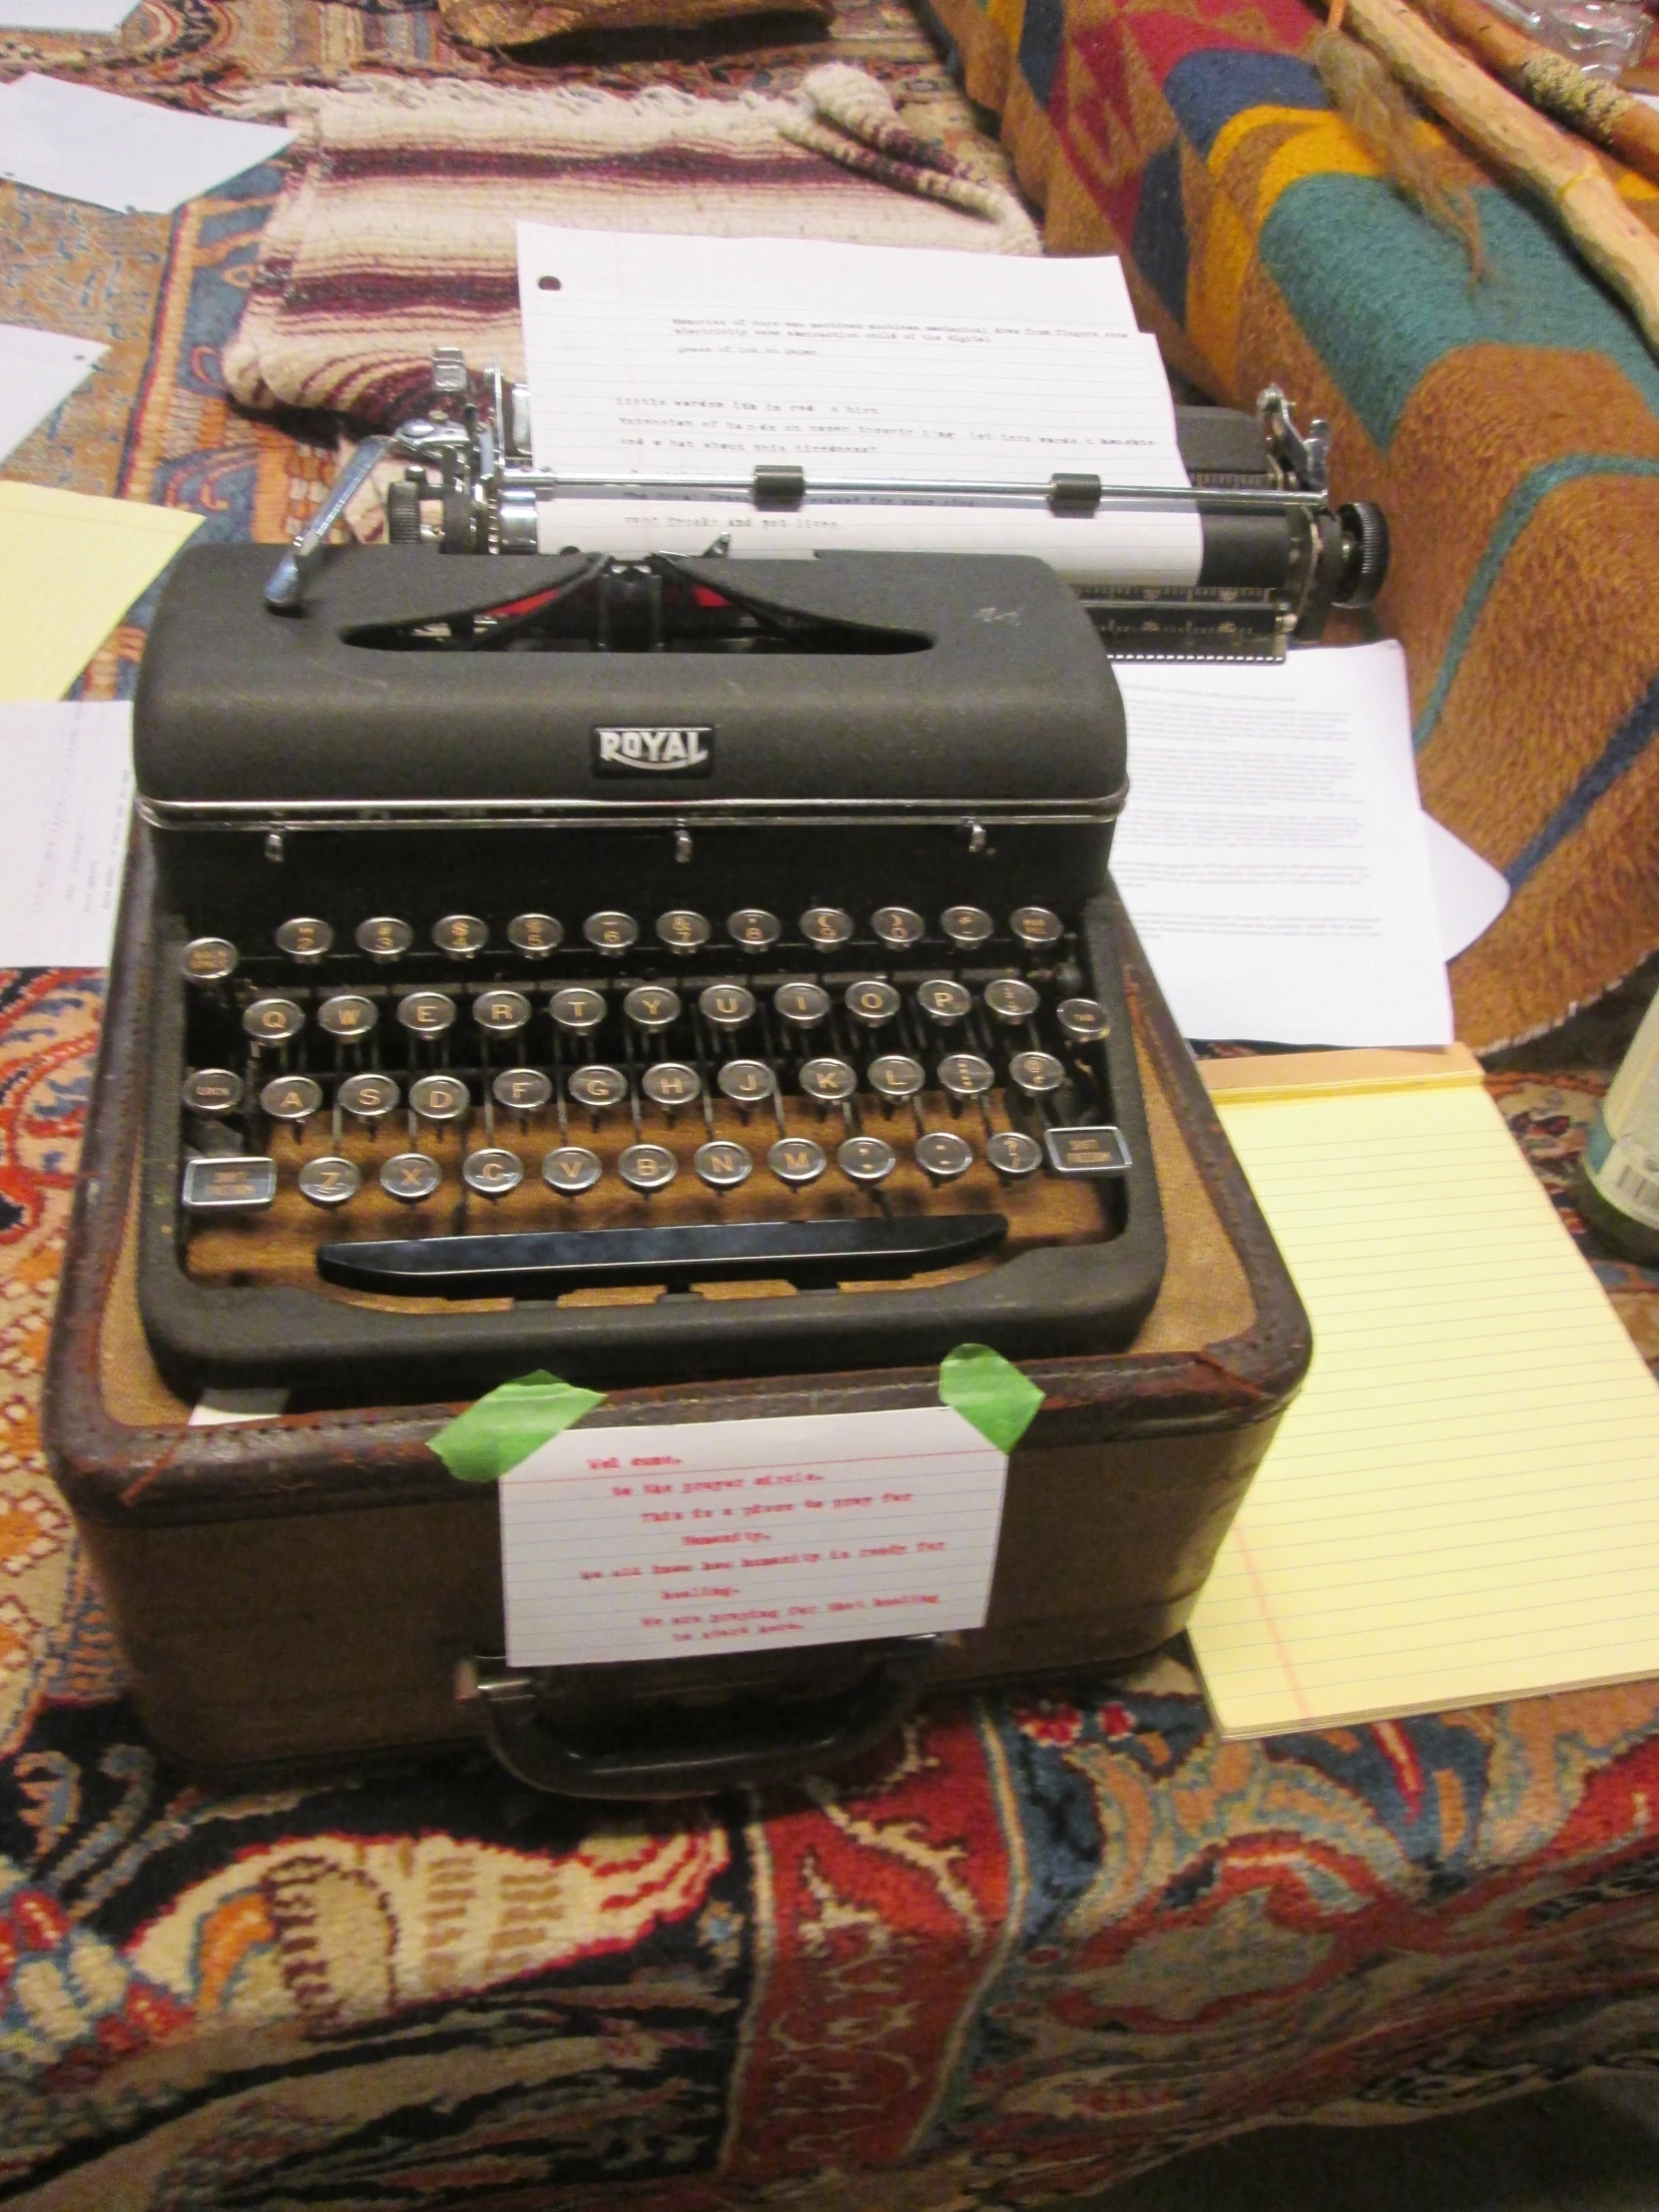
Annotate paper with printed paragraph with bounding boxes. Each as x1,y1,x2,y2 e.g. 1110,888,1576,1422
498,1404,1007,1668
1189,1070,1659,1737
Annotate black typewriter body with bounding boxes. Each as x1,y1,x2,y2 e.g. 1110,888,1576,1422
133,544,1166,1401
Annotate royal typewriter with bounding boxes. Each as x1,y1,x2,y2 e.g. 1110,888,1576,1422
132,366,1385,1405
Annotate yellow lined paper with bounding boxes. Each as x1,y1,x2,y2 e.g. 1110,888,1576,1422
1189,1064,1659,1737
0,481,200,701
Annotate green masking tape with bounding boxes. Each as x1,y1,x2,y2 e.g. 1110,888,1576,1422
428,1369,607,1484
938,1342,1044,1453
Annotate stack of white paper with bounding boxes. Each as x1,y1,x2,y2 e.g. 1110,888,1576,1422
0,75,291,213
0,323,106,466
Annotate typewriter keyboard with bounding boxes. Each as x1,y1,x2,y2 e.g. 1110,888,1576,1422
172,902,1133,1304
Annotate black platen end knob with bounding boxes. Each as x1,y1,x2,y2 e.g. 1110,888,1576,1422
385,479,422,544
1335,500,1389,607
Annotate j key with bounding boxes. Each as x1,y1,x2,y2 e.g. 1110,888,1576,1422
643,1061,702,1112
298,1155,361,1209
243,996,304,1046
837,1133,897,1188
871,904,925,951
769,1135,828,1188
915,977,973,1028
799,1056,857,1107
181,1155,276,1214
397,990,457,1039
338,1071,400,1125
624,983,682,1035
508,912,563,958
568,1064,629,1115
656,909,712,954
940,904,994,951
984,976,1040,1026
182,1067,243,1117
181,936,238,984
619,1142,678,1194
550,985,608,1035
543,1145,603,1196
356,916,413,963
1057,996,1110,1045
276,916,332,964
986,1128,1044,1182
1010,904,1064,950
728,907,782,953
261,1073,323,1128
916,1129,974,1185
433,914,489,958
844,978,900,1030
584,910,639,955
473,988,532,1038
867,1053,925,1106
695,1138,753,1190
800,905,854,951
774,980,830,1032
493,1067,553,1115
1009,1049,1066,1099
937,1052,995,1103
409,1073,470,1126
381,1153,442,1204
699,981,756,1033
318,993,378,1044
1045,1125,1132,1177
463,1147,525,1199
719,1059,777,1108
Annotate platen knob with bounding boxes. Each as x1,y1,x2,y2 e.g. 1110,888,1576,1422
1334,500,1389,608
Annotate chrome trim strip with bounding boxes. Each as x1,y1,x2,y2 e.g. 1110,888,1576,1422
138,791,1128,833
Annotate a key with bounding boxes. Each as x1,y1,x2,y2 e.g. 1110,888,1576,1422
871,904,925,951
568,1063,628,1116
508,912,563,957
768,1135,828,1188
355,916,413,963
409,1072,471,1129
844,978,900,1031
298,1155,361,1209
397,990,457,1041
916,1130,974,1185
550,985,608,1036
493,1066,553,1117
180,936,238,984
986,1129,1044,1182
1056,996,1110,1045
618,1142,678,1194
1009,1049,1066,1099
984,976,1040,1026
643,1062,702,1113
1010,905,1064,950
727,907,782,954
915,978,973,1029
694,1138,753,1190
542,1145,603,1195
718,1059,777,1110
656,909,711,955
624,983,682,1035
699,981,756,1034
338,1071,400,1127
463,1147,525,1198
837,1133,896,1189
381,1153,442,1204
867,1053,925,1107
773,980,830,1033
937,1052,995,1105
433,914,489,958
473,988,532,1039
276,916,332,964
583,910,639,955
181,1155,276,1213
799,1056,857,1107
800,905,854,951
260,1073,323,1132
940,904,994,951
243,996,304,1047
182,1067,243,1117
318,993,378,1045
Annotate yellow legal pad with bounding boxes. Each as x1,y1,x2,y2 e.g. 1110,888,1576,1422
0,481,201,702
1190,1049,1659,1737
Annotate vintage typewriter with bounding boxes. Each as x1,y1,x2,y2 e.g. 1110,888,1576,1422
132,367,1385,1403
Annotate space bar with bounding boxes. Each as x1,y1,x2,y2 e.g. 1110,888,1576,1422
315,1214,1009,1299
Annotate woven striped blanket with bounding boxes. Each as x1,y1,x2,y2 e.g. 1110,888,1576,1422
930,0,1659,1050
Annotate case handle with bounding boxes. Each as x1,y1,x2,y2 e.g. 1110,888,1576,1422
458,1639,935,1800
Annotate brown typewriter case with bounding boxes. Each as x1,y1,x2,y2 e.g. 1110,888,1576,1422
44,837,1310,1792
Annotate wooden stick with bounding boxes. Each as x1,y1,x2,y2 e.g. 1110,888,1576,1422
1338,0,1659,353
1411,0,1659,189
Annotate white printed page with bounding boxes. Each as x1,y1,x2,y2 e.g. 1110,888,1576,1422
0,75,291,214
0,702,132,964
0,324,106,467
1110,643,1452,1045
498,1404,1007,1668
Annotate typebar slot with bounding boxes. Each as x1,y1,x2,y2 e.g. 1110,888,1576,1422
315,1214,1009,1298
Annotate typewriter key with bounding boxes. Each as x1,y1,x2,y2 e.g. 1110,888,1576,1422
619,1142,678,1194
182,1156,277,1214
542,1145,603,1196
844,978,900,1030
872,904,925,951
983,976,1040,1026
837,1133,897,1188
1056,996,1110,1044
1008,1049,1066,1099
624,983,682,1034
381,1152,442,1204
568,1063,628,1115
276,916,333,963
182,1068,244,1117
727,907,781,953
243,996,304,1046
799,1056,857,1106
986,1128,1044,1182
318,993,378,1044
410,1073,471,1125
699,982,756,1033
507,912,563,957
463,1147,525,1199
550,985,607,1035
643,1061,702,1112
937,1051,995,1104
433,914,489,958
915,977,973,1028
694,1138,753,1190
583,910,639,955
768,1135,828,1188
1010,904,1064,949
492,1066,552,1116
800,905,854,950
298,1156,361,1209
338,1071,400,1125
472,988,532,1038
916,1130,974,1185
773,980,830,1032
1044,1125,1131,1177
656,909,712,954
181,936,239,984
261,1073,323,1128
718,1059,777,1108
356,916,414,963
940,904,995,951
867,1053,925,1106
397,990,457,1039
